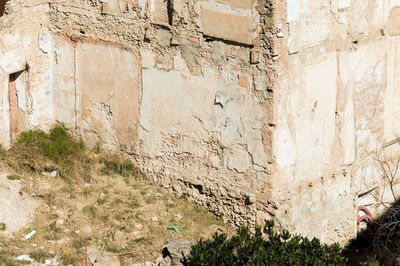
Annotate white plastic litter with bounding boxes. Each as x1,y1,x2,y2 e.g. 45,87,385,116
17,255,33,262
24,230,37,239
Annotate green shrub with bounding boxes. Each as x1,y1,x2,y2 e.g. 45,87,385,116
0,223,6,231
6,175,21,181
17,124,84,164
187,220,347,266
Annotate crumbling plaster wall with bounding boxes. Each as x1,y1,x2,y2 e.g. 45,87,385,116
6,0,399,245
0,0,277,228
0,1,56,147
273,0,400,244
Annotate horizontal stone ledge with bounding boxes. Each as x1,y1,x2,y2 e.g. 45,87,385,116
200,8,255,45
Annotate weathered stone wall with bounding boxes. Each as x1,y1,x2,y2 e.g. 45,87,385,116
0,0,276,228
0,1,56,147
3,0,400,245
272,0,400,243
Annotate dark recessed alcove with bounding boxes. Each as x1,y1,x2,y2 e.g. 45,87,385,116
0,0,9,17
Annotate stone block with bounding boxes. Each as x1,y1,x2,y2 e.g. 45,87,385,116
101,0,120,16
227,148,250,173
216,0,254,9
149,0,169,25
388,7,400,36
200,8,254,45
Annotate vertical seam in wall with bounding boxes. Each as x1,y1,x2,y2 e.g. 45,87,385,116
335,50,340,114
139,59,143,127
6,74,11,147
73,46,77,129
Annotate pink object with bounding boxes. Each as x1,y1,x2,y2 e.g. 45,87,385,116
357,206,374,231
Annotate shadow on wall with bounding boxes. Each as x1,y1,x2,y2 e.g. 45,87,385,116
344,200,400,265
0,0,8,17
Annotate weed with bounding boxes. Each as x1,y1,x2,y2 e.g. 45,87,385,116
100,154,135,177
93,142,102,154
83,205,98,218
192,205,203,214
72,237,92,251
6,175,21,181
11,125,86,181
134,212,143,220
0,223,6,231
145,194,157,204
60,253,79,265
128,196,141,208
29,249,50,263
82,186,93,196
17,125,84,164
96,197,107,205
45,222,62,240
112,198,123,206
0,145,6,157
105,241,122,253
179,194,187,199
0,254,16,266
130,237,150,244
104,232,122,253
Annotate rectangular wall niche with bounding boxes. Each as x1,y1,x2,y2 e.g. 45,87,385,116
9,70,28,143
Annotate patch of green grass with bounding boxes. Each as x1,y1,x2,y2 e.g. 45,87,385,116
0,254,17,266
100,154,135,177
17,124,84,164
6,175,21,181
0,145,6,157
0,223,6,231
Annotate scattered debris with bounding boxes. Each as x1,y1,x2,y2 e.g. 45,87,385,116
176,214,182,220
152,216,158,222
17,254,33,262
81,224,92,234
50,171,57,177
24,230,37,239
167,225,182,233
